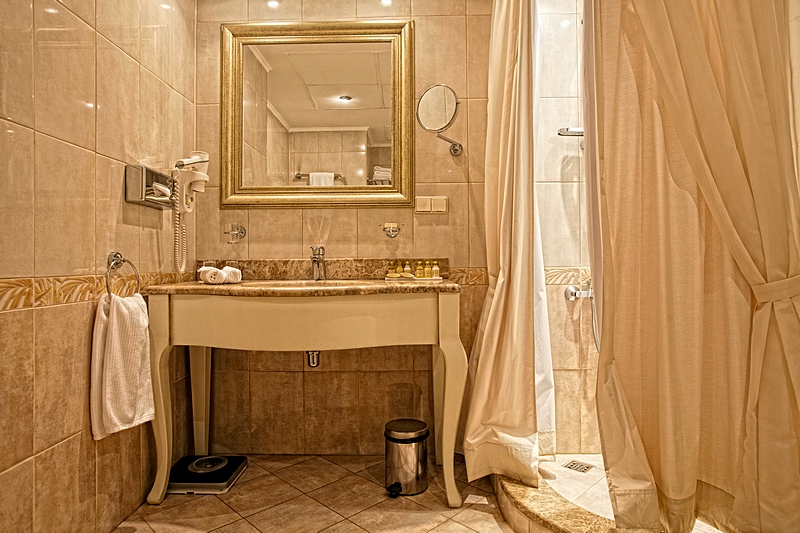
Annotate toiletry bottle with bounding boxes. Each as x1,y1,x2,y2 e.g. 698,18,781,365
403,261,412,274
397,261,405,275
388,260,395,274
432,261,440,278
415,261,424,278
423,260,432,278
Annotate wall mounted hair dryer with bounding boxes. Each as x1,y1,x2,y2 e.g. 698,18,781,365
171,151,209,272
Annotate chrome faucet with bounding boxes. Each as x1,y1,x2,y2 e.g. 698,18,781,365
310,246,326,281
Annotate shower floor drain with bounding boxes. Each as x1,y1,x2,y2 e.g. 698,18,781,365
562,460,594,473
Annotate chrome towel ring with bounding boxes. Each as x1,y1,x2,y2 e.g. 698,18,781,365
106,251,141,298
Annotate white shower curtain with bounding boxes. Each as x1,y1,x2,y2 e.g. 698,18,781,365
462,0,556,484
590,1,800,531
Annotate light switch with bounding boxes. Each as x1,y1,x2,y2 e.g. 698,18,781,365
415,196,432,212
431,196,448,213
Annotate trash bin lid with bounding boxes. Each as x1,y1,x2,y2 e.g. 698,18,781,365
385,419,428,440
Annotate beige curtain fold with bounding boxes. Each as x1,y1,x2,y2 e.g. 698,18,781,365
462,0,540,484
592,0,800,531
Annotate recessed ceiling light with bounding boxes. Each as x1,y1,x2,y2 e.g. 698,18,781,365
339,95,352,101
267,0,279,7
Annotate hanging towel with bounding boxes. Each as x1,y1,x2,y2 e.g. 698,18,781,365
91,293,153,440
309,172,335,186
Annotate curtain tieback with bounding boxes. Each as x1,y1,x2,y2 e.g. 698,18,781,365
751,274,800,303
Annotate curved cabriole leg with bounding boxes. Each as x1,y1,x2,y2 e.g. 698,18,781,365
146,295,174,505
437,292,469,508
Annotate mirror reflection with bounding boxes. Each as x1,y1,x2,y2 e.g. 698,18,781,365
241,42,392,188
417,84,459,132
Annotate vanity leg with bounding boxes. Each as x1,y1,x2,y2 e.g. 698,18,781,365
146,295,174,505
189,346,212,455
437,292,468,508
432,346,444,465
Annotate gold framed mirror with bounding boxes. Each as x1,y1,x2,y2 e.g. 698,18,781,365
220,21,414,208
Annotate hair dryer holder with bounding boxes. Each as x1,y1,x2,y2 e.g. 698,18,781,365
124,164,173,210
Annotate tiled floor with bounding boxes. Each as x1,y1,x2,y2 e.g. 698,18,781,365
540,454,722,533
116,455,512,533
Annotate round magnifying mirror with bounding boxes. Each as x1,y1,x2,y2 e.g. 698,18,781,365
416,85,460,132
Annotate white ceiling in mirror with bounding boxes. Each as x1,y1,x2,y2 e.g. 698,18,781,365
253,42,393,145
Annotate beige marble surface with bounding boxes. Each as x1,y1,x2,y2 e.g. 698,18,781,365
142,279,461,297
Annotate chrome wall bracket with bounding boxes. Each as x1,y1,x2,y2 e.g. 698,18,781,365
307,351,320,368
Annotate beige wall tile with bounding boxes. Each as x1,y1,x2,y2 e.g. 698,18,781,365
414,16,467,99
580,295,599,369
539,0,577,14
250,372,304,453
59,0,95,27
540,14,578,97
0,121,34,278
304,372,359,454
97,37,140,163
466,99,487,183
357,0,411,18
305,349,359,372
196,22,222,104
197,104,221,186
415,112,469,184
139,208,173,273
169,89,196,169
553,369,581,453
466,0,492,15
171,375,193,461
0,459,33,532
466,16,490,99
546,285,581,369
319,131,342,152
249,209,305,259
0,309,34,472
34,0,96,150
413,183,469,267
413,370,434,445
139,67,172,170
172,0,196,100
0,0,34,126
198,0,248,21
196,187,250,259
212,348,250,371
96,155,141,275
210,370,251,453
356,208,413,258
468,183,486,268
412,0,465,16
358,371,414,454
303,209,358,258
303,0,358,20
34,134,96,277
535,98,581,182
96,0,140,59
535,182,581,267
581,368,601,453
358,346,414,372
250,0,303,21
140,0,173,85
34,430,96,533
96,427,142,533
34,302,94,452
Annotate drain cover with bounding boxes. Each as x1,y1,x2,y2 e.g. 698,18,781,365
563,460,594,473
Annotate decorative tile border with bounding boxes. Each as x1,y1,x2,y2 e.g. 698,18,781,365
0,271,196,312
544,267,592,285
0,278,34,311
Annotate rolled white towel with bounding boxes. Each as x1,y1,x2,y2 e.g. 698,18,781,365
222,266,242,283
198,266,226,284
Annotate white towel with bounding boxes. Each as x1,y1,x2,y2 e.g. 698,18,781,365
198,266,242,284
374,165,391,172
309,172,335,186
91,293,153,440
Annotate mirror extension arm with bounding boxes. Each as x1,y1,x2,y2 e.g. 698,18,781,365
436,132,463,156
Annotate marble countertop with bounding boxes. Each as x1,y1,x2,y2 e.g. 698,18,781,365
141,279,461,297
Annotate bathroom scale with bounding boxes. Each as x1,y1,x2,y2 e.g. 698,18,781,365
166,455,248,494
